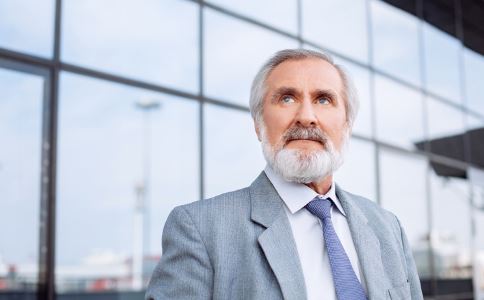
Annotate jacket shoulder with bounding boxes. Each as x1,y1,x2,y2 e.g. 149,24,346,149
169,187,252,230
179,186,251,212
341,190,401,237
346,190,397,219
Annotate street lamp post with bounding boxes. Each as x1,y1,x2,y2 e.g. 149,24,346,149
132,98,160,290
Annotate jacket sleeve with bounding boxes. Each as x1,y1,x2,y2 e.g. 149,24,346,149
395,216,424,300
145,206,213,300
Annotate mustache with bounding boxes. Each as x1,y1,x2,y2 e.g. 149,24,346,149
282,126,329,145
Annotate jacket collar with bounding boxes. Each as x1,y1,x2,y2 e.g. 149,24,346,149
335,185,388,300
249,171,307,300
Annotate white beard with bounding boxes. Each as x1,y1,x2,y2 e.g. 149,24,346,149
260,122,348,184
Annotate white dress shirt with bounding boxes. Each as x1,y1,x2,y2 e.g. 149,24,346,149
264,165,367,300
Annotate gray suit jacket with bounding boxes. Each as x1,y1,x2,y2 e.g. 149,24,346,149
146,172,423,300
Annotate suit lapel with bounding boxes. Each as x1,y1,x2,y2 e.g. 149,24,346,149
249,172,307,300
336,185,389,300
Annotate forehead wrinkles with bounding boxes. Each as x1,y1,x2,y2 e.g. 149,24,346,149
264,59,344,98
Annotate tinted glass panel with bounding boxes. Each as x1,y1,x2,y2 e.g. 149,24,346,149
56,72,199,293
203,104,265,198
204,8,298,106
464,49,484,116
302,0,368,63
473,180,484,299
430,167,471,282
427,98,466,159
335,138,376,201
379,149,430,278
423,24,461,104
371,0,421,87
0,65,45,293
62,0,199,93
0,0,55,57
374,75,425,150
334,57,372,138
206,0,298,34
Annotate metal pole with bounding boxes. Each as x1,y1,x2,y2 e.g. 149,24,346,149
134,99,160,288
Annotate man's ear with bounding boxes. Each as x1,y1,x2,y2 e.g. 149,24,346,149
254,120,262,142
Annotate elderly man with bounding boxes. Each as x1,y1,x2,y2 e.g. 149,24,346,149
146,49,423,300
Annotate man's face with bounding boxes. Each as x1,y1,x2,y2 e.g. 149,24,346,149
258,58,348,157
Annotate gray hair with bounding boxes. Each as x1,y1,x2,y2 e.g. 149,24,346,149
249,49,359,128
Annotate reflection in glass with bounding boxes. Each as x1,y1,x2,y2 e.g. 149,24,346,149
334,57,372,137
302,0,368,63
204,104,265,198
56,72,199,292
371,0,421,87
427,98,466,139
302,0,368,62
0,67,44,292
421,0,461,104
475,209,484,299
429,167,471,281
379,149,430,278
206,0,298,34
204,8,298,107
0,0,55,57
62,0,199,93
374,75,425,150
422,24,461,104
464,49,484,116
335,138,376,201
473,184,484,299
467,114,484,131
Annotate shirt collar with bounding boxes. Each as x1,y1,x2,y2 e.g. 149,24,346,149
264,165,346,217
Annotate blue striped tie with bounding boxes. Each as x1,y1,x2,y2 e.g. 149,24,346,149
306,197,367,300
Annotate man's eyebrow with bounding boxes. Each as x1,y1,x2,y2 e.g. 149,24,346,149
270,87,300,103
311,89,339,101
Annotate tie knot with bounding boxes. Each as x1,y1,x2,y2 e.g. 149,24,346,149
305,197,333,220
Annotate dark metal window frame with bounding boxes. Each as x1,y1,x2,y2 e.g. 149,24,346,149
0,0,483,299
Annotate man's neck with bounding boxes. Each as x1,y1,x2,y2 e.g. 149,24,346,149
304,175,333,195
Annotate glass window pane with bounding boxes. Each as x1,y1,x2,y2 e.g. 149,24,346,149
467,114,483,131
467,116,484,172
61,0,199,93
0,65,45,293
204,104,265,198
371,0,421,87
56,72,199,293
0,0,55,57
423,24,462,104
475,207,484,299
335,57,372,137
379,149,430,279
205,0,298,34
302,0,368,63
375,75,425,150
464,49,484,116
472,178,484,299
335,138,376,201
429,167,471,283
427,98,466,159
204,8,298,107
428,99,465,138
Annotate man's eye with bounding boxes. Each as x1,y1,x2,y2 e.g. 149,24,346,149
318,97,330,105
281,96,295,104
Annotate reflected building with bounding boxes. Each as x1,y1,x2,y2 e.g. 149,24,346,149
0,0,484,299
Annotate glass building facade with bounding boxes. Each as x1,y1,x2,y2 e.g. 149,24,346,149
1,0,484,299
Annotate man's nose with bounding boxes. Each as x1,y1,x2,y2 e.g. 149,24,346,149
295,99,317,127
